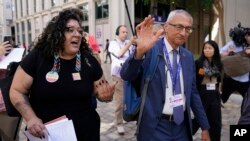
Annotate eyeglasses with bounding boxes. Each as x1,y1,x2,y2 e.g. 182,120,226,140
65,27,83,35
168,23,193,34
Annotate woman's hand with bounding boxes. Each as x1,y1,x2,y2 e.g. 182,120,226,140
94,77,117,102
0,41,12,56
26,116,48,138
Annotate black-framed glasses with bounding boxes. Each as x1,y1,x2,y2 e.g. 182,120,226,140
65,26,83,35
168,23,193,34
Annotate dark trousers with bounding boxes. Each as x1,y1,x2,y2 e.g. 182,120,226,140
104,53,112,63
221,76,250,103
192,87,221,141
150,117,191,141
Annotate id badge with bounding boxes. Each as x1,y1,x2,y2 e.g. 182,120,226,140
72,72,81,81
206,83,216,90
169,94,184,108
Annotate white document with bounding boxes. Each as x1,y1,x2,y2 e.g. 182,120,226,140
23,117,77,141
46,120,77,141
23,131,49,141
0,48,25,69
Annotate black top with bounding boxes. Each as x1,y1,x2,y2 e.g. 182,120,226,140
21,48,102,140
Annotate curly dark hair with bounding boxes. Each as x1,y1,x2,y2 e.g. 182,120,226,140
197,40,223,72
34,8,91,57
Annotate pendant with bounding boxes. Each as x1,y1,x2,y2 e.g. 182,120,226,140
72,72,81,81
46,71,59,83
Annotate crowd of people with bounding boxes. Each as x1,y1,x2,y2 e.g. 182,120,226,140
0,7,250,141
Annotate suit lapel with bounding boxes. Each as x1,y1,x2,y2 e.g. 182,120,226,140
180,47,188,94
155,39,166,98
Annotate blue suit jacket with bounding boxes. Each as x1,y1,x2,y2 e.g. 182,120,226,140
120,39,210,141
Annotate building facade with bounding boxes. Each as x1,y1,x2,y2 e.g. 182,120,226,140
1,0,250,53
10,0,135,49
0,0,13,41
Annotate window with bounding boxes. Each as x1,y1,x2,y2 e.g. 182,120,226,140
34,0,36,12
64,0,68,3
28,20,31,30
82,26,89,33
21,21,25,43
20,0,23,17
78,4,89,21
21,21,25,31
16,23,20,43
15,0,18,18
42,0,45,10
26,0,29,15
28,20,32,45
51,0,55,7
95,0,109,19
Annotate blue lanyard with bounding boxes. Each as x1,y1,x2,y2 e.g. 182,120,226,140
162,40,181,93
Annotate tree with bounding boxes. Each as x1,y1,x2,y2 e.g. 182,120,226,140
138,0,226,45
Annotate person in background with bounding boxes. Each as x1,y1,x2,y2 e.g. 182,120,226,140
108,25,136,135
120,10,210,141
192,40,223,141
9,8,115,141
83,32,101,64
104,39,112,63
220,26,250,104
244,27,250,47
0,40,21,141
152,23,164,36
238,27,250,125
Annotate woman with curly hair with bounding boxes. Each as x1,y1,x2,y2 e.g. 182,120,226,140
9,8,115,141
192,40,223,141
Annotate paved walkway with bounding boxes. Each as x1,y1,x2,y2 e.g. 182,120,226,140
96,92,242,141
18,62,243,141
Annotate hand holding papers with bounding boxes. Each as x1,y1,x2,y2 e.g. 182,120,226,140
24,116,77,141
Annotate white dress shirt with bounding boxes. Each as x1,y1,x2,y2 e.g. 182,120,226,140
108,39,134,78
162,38,186,115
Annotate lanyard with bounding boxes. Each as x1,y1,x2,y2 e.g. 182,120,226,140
52,51,81,73
162,40,181,93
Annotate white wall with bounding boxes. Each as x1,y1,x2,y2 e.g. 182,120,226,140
223,0,250,42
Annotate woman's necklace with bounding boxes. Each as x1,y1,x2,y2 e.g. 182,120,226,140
46,52,81,83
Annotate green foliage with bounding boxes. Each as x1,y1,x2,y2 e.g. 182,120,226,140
139,0,214,9
201,0,213,9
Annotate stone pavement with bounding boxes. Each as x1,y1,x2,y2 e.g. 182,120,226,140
96,90,242,141
18,62,243,141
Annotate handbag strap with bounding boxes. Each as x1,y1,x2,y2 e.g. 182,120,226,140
135,41,160,135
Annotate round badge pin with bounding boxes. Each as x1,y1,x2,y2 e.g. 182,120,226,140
46,71,59,83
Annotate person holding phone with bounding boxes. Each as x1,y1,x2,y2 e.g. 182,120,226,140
0,41,13,58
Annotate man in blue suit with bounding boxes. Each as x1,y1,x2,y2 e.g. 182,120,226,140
120,10,210,141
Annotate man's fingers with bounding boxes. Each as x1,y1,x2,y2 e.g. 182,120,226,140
155,29,165,38
144,15,154,28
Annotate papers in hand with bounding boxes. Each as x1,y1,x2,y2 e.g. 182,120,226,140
0,48,25,69
23,116,77,141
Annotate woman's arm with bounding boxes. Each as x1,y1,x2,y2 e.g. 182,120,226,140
10,66,46,137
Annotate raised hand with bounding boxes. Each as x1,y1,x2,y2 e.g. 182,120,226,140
134,15,164,59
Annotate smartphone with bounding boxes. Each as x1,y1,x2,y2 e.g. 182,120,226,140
3,36,13,56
